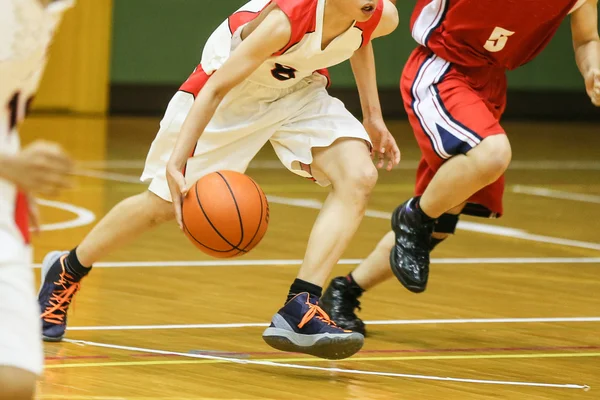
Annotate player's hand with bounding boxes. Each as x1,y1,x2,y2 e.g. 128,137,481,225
363,118,401,171
585,68,600,106
0,140,73,195
166,164,189,230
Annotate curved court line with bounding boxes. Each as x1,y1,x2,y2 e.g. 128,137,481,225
266,196,600,251
66,316,600,332
61,339,589,390
35,199,96,232
71,169,600,251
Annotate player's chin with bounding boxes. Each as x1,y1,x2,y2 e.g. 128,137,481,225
356,4,376,21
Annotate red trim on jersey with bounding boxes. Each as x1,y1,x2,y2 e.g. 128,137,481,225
355,0,385,47
272,0,318,55
315,68,331,88
15,191,30,244
179,65,212,98
228,6,270,35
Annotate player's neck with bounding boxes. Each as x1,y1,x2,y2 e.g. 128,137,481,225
323,0,355,37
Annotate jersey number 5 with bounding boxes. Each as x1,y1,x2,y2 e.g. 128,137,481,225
271,63,297,81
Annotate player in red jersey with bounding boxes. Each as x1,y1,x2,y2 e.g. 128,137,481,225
321,0,600,335
38,0,400,359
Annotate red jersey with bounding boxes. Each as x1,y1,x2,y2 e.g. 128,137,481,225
410,0,580,70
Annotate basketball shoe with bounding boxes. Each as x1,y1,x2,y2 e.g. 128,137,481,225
320,277,366,336
38,251,82,341
262,292,364,359
390,197,435,293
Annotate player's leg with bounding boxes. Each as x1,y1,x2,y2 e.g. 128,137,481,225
38,88,280,341
321,203,463,334
262,82,375,359
390,51,508,294
0,238,43,400
37,92,196,342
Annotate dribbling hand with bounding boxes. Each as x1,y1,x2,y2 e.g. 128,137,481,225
166,164,189,230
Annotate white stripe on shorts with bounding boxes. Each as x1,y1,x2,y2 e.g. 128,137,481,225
411,0,448,46
411,54,482,159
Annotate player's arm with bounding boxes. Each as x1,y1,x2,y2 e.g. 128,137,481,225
349,0,400,171
571,0,600,106
166,7,291,228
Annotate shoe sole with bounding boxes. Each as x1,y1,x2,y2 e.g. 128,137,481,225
390,206,427,294
39,251,69,342
262,328,364,360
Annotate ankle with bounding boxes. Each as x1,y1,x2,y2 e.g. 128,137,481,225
64,247,92,280
287,278,322,303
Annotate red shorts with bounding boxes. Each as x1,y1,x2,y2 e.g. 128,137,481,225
401,46,508,218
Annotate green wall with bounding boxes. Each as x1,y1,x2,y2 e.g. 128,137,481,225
111,0,589,91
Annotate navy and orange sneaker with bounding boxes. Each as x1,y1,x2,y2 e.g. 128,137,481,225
262,293,364,360
38,251,82,342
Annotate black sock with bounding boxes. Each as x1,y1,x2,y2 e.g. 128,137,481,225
346,273,365,294
287,278,322,303
414,198,435,222
64,247,91,280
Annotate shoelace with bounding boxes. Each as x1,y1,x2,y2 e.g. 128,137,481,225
298,300,338,329
41,270,81,324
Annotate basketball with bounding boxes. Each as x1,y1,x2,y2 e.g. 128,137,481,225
181,171,269,258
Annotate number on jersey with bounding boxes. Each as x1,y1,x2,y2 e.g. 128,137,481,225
271,63,297,81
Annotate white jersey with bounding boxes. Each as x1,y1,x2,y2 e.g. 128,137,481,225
181,0,384,94
0,0,73,243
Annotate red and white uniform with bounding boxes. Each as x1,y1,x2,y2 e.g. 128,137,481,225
142,0,384,200
0,0,73,375
401,0,583,217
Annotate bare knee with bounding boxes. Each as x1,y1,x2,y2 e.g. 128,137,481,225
140,191,176,227
0,367,37,400
470,135,512,182
333,162,378,201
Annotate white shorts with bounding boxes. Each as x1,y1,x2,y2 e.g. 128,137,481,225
141,76,371,201
0,227,43,375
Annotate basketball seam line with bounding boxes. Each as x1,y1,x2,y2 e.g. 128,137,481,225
216,172,248,256
240,177,266,253
189,179,247,253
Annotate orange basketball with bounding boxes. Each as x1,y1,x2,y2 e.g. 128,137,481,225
182,171,269,258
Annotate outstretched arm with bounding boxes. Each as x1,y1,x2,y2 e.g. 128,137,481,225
571,0,600,106
167,7,291,228
350,0,400,170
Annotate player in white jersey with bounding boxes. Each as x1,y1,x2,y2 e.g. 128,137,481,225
39,0,400,359
0,0,74,398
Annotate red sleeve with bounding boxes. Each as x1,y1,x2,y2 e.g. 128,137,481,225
272,0,318,55
355,0,385,47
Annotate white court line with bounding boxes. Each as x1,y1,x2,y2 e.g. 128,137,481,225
77,159,600,171
513,185,600,204
36,199,96,231
267,196,600,251
31,257,600,269
75,168,142,184
62,339,589,390
69,170,600,251
67,316,600,332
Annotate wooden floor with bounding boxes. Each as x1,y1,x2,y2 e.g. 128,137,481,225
19,115,600,399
